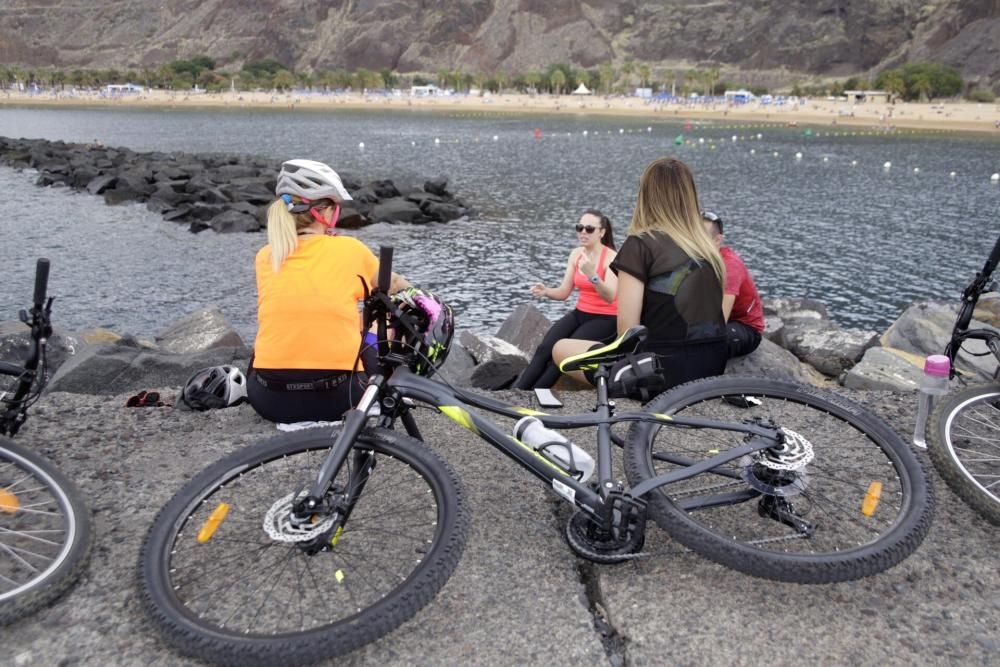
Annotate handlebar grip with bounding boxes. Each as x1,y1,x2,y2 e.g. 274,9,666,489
0,360,26,377
377,246,394,293
33,258,50,306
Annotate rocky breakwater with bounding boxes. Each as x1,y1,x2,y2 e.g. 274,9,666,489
0,136,474,233
440,292,1000,395
1,294,996,402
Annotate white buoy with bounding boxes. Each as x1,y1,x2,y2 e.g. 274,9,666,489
750,149,756,155
795,152,803,160
913,167,920,173
731,135,738,142
883,161,892,169
823,156,829,163
492,135,499,141
991,173,1000,182
851,160,858,166
582,130,588,136
434,138,441,145
358,142,365,150
949,171,956,178
647,127,652,132
411,141,416,146
698,137,705,144
756,133,762,139
773,151,779,157
619,128,625,134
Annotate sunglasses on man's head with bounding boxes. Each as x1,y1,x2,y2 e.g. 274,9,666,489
575,224,598,234
701,211,721,223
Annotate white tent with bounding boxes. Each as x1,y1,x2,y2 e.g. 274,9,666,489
571,83,592,95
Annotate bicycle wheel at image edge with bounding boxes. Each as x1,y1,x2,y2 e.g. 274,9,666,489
139,426,468,667
0,437,94,625
927,383,1000,526
624,376,933,584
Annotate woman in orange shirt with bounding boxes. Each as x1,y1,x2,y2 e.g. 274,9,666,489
248,159,408,424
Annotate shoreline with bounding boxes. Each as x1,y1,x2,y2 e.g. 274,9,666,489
3,89,1000,134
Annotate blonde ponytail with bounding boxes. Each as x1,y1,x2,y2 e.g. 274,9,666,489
265,199,314,273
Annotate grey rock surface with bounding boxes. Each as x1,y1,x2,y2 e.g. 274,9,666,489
3,385,997,666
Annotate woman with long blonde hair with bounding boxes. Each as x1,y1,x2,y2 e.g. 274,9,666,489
248,159,409,424
553,157,728,396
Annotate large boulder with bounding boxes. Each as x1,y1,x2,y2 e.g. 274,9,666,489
458,331,528,390
46,342,251,395
841,346,930,391
780,324,880,377
0,321,81,378
372,198,426,224
496,304,551,356
201,209,261,233
725,337,825,386
882,301,998,380
154,307,246,354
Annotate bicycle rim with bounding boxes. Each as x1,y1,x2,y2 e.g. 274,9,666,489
141,427,467,667
928,384,1000,525
624,376,932,583
1,439,93,624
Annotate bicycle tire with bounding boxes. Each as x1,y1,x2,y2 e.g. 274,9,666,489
140,426,468,667
0,437,94,625
624,376,933,584
927,383,1000,525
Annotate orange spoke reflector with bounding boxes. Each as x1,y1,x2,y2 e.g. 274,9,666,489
0,488,20,514
197,503,230,543
862,481,882,517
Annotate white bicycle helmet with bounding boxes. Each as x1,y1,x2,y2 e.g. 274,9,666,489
181,365,248,411
275,159,353,202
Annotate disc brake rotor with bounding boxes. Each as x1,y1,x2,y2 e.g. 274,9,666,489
739,428,815,497
263,492,337,543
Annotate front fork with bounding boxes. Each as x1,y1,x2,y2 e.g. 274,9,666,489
292,379,383,522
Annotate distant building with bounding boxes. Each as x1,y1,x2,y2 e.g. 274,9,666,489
635,87,653,99
724,89,756,103
844,90,891,103
410,84,441,97
106,83,143,95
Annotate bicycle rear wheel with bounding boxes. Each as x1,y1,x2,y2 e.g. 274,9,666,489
140,426,468,667
624,377,933,584
0,437,93,625
927,383,1000,525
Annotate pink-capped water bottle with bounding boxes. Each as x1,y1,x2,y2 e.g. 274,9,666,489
912,354,951,449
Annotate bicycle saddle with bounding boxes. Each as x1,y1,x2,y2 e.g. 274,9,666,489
559,325,648,373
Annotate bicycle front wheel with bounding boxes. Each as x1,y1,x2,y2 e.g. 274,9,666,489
928,383,1000,525
140,426,468,667
624,376,933,584
0,437,94,625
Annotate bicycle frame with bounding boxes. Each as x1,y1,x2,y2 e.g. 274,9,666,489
300,364,785,521
944,233,1000,378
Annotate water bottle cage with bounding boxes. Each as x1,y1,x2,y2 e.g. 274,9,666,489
537,440,584,479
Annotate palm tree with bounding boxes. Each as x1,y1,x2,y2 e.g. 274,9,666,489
550,68,566,95
598,62,614,94
911,74,932,102
704,67,720,96
273,69,296,92
881,71,905,102
620,58,635,91
524,70,541,93
638,64,651,88
436,69,451,90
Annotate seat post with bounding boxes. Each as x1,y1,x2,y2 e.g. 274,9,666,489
593,367,614,493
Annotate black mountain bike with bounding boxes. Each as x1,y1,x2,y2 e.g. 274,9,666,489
140,248,933,667
923,233,1000,524
1,259,94,625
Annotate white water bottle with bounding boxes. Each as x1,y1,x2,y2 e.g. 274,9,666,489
513,416,594,482
912,354,951,449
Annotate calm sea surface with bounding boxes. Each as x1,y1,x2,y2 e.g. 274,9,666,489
1,105,998,342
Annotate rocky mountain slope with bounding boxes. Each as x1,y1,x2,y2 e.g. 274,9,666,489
1,0,998,86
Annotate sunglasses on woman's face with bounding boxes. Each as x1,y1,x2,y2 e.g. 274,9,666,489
575,224,598,234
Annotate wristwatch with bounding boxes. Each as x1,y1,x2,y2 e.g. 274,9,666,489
589,275,600,285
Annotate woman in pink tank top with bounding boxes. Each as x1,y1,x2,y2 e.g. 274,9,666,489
515,209,619,389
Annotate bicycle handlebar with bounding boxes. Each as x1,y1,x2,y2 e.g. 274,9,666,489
33,258,50,307
378,246,393,294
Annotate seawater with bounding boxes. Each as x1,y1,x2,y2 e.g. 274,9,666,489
1,105,998,343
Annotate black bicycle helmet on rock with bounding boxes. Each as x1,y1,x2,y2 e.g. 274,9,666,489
181,365,248,411
390,288,454,377
275,159,353,202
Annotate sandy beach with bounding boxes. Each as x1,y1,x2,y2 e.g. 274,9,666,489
4,88,1000,134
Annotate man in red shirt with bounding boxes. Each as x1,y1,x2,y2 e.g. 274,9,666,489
702,211,765,358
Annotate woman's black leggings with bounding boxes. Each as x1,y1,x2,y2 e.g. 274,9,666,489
515,309,617,389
